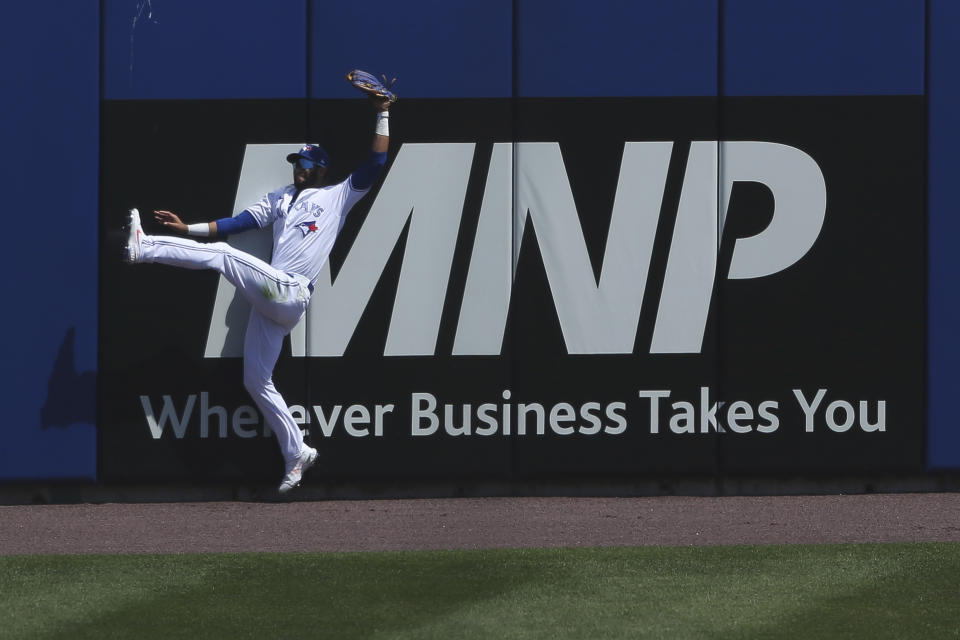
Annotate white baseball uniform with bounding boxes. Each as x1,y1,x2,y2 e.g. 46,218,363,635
137,178,370,469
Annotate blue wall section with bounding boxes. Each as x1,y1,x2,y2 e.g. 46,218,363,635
102,0,308,99
927,0,960,469
310,0,513,99
0,2,99,480
516,0,719,97
722,0,925,96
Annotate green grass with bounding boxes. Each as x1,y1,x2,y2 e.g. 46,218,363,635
1,543,959,639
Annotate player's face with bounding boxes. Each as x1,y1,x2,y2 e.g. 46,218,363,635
293,157,325,188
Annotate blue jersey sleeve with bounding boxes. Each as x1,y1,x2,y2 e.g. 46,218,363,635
214,210,259,236
350,151,388,191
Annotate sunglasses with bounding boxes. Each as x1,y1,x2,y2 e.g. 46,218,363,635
294,157,317,170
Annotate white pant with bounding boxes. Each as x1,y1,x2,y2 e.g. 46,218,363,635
141,235,310,466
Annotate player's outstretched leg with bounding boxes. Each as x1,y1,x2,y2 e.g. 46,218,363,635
122,208,309,328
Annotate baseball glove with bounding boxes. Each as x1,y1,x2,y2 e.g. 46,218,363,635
346,69,398,103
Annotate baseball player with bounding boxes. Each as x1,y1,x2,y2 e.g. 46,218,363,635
124,95,392,493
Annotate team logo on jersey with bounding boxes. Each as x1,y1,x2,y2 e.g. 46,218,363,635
297,221,319,237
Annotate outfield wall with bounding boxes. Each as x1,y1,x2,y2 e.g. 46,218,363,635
3,0,959,486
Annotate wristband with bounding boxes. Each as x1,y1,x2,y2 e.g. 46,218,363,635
375,111,389,137
187,223,210,237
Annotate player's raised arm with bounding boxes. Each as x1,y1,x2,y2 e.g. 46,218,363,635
372,95,391,153
344,70,396,191
350,96,392,191
154,209,260,238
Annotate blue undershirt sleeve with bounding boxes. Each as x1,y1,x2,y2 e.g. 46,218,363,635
214,210,259,236
350,151,388,191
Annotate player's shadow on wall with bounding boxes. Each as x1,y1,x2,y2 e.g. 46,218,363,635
41,327,95,429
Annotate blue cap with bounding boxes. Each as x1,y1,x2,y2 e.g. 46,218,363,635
286,144,329,168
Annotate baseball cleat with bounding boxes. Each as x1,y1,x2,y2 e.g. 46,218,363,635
124,208,144,264
278,445,318,494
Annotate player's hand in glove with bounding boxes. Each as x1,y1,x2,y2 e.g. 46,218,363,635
154,210,187,234
371,94,393,112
